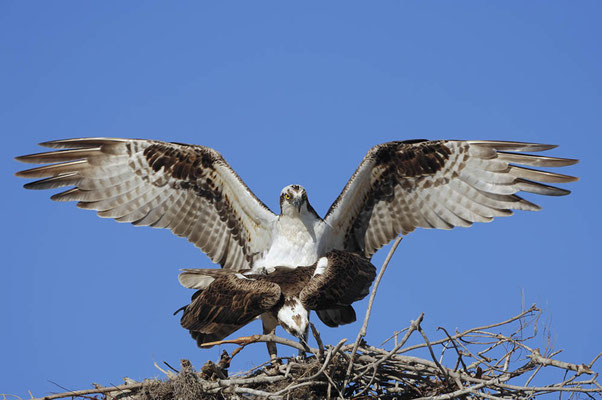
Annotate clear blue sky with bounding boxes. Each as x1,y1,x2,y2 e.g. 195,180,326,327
2,1,600,397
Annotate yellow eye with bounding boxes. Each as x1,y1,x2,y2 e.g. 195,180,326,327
285,194,291,200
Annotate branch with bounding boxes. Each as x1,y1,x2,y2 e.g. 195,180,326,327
343,235,403,386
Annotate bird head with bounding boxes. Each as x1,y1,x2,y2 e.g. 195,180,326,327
277,297,309,338
279,184,308,216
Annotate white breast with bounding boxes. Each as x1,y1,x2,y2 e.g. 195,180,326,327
254,211,328,269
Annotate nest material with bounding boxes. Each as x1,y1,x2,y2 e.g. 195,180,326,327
24,304,602,400
17,240,602,400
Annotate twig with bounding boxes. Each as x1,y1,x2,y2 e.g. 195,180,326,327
529,348,594,375
418,325,450,382
201,333,320,355
153,362,176,379
163,361,179,373
343,236,403,386
589,352,602,369
228,386,283,399
438,326,469,373
309,322,324,359
12,275,601,400
29,382,146,400
351,313,423,382
396,305,540,355
300,338,347,382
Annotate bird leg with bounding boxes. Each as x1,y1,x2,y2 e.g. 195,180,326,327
261,313,279,363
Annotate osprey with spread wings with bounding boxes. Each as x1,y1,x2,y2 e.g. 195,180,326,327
16,138,577,356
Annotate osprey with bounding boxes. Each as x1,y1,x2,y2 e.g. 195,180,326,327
177,250,376,358
16,138,577,354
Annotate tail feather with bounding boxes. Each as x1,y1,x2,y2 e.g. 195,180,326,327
316,306,356,328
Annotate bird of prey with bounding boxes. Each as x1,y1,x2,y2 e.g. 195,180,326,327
16,138,577,354
177,250,376,358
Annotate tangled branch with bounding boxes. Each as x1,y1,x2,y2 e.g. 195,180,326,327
10,239,602,399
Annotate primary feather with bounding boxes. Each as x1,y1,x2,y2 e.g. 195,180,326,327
324,139,577,256
16,137,578,348
17,138,276,271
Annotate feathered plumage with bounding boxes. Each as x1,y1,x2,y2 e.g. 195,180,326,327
177,250,376,346
16,137,578,350
16,138,276,271
324,139,577,256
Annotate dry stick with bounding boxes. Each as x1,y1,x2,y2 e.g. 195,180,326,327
438,326,469,373
396,305,540,356
417,326,451,382
22,288,602,400
383,350,598,398
363,343,532,385
230,356,288,378
476,331,596,378
29,382,146,400
343,235,403,389
589,352,602,369
412,377,507,400
310,322,325,359
201,333,319,355
323,368,345,400
351,315,423,384
380,327,409,347
212,386,283,399
214,374,287,387
354,311,599,398
492,382,602,394
300,339,347,382
529,349,594,375
232,386,282,399
153,362,176,379
523,364,543,388
35,369,295,400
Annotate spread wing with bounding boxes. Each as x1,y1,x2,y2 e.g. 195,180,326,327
16,138,277,270
324,140,578,257
179,274,281,346
300,250,376,327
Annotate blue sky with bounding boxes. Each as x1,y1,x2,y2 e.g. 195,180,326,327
2,1,600,397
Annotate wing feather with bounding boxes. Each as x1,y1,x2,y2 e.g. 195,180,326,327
325,139,577,257
179,274,281,346
16,138,277,270
300,250,376,311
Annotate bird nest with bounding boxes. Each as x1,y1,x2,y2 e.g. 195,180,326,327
15,239,602,400
21,304,601,400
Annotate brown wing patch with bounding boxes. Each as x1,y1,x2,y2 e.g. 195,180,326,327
143,143,255,267
343,141,455,253
300,250,376,311
324,140,578,257
180,275,281,346
261,266,314,298
16,138,277,270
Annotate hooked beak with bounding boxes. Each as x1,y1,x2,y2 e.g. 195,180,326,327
291,197,302,213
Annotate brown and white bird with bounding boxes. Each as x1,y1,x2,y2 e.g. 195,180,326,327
16,138,578,355
176,250,376,359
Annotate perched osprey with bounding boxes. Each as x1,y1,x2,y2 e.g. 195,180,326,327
177,250,376,357
16,138,577,354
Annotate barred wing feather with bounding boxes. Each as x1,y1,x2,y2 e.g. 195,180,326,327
324,140,578,257
16,138,277,271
